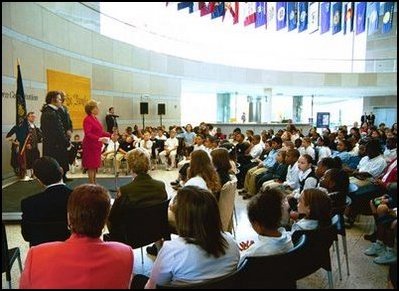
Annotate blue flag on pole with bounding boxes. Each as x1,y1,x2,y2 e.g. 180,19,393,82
298,2,308,32
255,2,266,28
287,2,298,31
356,2,367,35
367,2,380,35
276,2,287,31
332,2,342,35
382,2,394,34
177,2,192,11
320,2,331,34
211,2,225,19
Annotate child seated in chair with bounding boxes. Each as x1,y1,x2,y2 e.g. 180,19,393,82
290,188,332,233
239,188,293,262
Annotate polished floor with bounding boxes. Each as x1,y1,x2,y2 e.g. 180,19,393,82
2,167,393,289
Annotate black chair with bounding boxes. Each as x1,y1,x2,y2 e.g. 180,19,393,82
2,222,23,289
107,199,171,264
21,220,71,247
236,234,306,289
291,225,336,289
331,212,350,281
156,259,248,289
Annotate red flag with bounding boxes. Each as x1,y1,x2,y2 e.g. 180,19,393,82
244,2,256,26
223,2,239,24
200,2,215,16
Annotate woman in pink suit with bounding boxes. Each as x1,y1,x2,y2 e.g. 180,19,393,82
19,184,134,289
82,100,111,184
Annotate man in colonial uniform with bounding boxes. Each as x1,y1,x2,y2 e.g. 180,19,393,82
6,112,42,180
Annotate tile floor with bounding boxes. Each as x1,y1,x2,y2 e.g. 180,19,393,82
2,168,393,289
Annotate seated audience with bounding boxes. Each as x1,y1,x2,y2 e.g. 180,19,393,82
185,149,221,195
142,186,240,288
159,129,179,170
19,184,134,289
21,156,72,245
210,147,234,201
364,187,397,265
290,188,332,233
107,148,167,256
239,188,293,262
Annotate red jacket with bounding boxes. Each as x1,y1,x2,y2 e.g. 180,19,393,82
20,234,133,289
82,114,110,169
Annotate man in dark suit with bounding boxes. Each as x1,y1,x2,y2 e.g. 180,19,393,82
40,91,71,182
107,148,167,253
21,156,72,246
105,107,119,134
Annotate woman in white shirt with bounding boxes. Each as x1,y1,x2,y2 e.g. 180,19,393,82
185,149,221,195
145,186,240,288
291,188,332,233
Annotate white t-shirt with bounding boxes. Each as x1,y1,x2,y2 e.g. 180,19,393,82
184,176,209,191
357,155,387,178
145,233,240,288
240,227,293,263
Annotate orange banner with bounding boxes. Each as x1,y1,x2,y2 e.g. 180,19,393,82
47,69,91,129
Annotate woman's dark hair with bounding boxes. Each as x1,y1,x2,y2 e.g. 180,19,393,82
247,188,284,230
211,148,232,172
319,157,342,170
33,156,63,185
173,186,227,258
219,142,237,162
188,149,221,194
68,184,111,238
301,188,332,228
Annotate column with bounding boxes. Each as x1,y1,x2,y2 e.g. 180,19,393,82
216,93,231,123
292,96,303,123
262,88,272,123
248,96,254,122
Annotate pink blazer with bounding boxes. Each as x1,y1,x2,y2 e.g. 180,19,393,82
82,114,110,169
20,234,133,289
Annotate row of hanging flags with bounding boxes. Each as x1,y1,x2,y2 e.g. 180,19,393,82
170,2,395,35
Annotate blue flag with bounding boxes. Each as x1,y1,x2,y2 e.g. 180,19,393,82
320,2,331,34
177,2,192,11
276,2,287,31
255,2,266,28
287,2,298,31
16,64,26,128
367,2,380,35
332,2,342,35
211,2,225,19
298,2,308,32
382,2,394,34
356,2,367,35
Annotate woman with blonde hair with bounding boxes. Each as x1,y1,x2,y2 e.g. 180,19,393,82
82,100,111,183
185,149,221,195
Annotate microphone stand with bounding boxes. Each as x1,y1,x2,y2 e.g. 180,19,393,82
109,141,118,193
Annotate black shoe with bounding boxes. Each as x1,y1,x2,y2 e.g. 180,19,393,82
170,180,179,186
146,244,158,256
364,231,377,242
